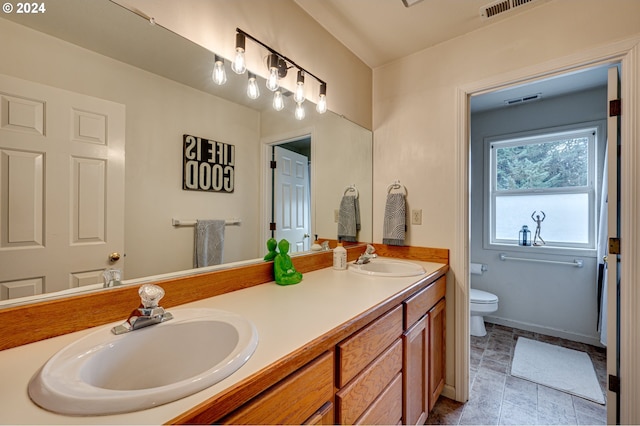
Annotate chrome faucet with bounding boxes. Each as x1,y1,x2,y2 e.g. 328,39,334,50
354,244,377,264
111,284,173,335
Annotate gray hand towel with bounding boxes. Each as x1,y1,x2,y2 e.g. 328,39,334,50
383,193,406,246
194,219,225,267
338,195,360,242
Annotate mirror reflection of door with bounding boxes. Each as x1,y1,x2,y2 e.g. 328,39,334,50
271,138,311,254
0,75,125,301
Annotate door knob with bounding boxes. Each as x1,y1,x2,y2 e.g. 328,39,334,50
109,252,121,262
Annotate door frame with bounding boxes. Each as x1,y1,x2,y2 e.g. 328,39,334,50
455,36,640,423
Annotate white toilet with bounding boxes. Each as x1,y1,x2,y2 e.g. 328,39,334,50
470,288,499,337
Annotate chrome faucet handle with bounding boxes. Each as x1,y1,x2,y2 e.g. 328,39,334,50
111,284,172,335
139,284,165,308
365,244,376,255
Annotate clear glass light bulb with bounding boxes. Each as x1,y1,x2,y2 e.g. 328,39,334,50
247,76,260,100
316,94,327,114
273,90,285,111
231,48,246,74
212,59,227,85
295,102,305,120
293,71,306,103
266,67,279,91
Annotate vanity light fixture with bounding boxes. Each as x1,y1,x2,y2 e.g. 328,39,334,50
235,28,327,116
316,82,327,114
212,55,227,85
294,70,305,103
247,72,260,100
231,33,247,74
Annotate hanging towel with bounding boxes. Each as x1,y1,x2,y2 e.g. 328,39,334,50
194,219,225,268
337,195,360,242
383,193,406,246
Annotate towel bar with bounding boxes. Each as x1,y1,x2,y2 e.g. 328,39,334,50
499,253,583,268
172,218,241,227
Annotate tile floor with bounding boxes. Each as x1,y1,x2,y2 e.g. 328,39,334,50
426,323,607,425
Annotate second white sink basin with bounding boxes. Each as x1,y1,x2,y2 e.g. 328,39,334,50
348,258,426,277
28,308,258,416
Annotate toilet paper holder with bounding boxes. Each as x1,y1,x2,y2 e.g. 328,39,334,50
470,263,488,274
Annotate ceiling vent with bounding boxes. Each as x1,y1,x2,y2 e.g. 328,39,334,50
480,0,536,19
504,93,542,106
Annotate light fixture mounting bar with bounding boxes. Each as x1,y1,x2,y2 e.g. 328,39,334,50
236,28,326,87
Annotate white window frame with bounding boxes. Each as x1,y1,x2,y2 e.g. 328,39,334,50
484,122,603,254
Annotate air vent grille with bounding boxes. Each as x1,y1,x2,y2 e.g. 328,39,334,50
504,93,542,106
481,0,536,19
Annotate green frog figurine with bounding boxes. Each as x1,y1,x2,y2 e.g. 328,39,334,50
273,239,303,285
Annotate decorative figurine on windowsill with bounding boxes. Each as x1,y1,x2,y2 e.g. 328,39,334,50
273,239,303,286
531,210,546,246
263,237,278,261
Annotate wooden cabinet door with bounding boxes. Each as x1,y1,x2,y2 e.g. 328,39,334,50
428,299,446,410
402,315,428,425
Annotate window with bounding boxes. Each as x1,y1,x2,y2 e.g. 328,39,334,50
487,124,598,250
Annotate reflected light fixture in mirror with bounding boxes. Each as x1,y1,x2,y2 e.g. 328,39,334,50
212,54,227,85
247,72,260,99
214,28,328,121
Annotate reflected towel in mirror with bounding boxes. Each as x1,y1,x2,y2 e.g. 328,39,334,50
194,220,225,267
337,195,360,242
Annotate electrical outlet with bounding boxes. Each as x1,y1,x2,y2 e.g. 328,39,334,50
411,209,422,225
334,209,339,223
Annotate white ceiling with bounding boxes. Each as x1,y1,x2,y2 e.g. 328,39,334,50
294,0,609,112
293,0,550,69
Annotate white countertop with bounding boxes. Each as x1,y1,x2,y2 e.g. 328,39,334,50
0,260,446,425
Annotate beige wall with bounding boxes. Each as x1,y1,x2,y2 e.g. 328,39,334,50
373,0,640,392
119,0,373,130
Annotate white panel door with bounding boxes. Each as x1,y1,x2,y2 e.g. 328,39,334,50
0,74,125,300
274,146,310,253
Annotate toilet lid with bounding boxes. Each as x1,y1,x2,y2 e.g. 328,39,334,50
470,288,499,304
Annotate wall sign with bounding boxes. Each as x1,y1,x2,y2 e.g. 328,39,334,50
183,134,235,193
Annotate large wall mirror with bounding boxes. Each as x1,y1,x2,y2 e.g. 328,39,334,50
0,0,372,307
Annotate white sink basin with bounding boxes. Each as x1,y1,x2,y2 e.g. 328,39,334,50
348,258,426,277
28,308,258,416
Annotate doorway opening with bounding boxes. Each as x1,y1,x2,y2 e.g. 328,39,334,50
458,63,618,425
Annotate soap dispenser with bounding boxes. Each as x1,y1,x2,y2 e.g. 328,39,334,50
311,234,322,251
333,239,347,270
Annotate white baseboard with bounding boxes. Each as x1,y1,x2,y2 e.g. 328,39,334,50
441,384,457,401
485,315,604,348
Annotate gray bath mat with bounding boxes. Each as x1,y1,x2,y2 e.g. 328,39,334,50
511,337,604,404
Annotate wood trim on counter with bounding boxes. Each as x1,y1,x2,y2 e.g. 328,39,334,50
0,244,449,353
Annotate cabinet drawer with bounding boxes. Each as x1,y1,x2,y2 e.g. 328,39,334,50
337,305,403,387
355,372,403,425
336,339,402,424
403,276,445,329
221,351,334,425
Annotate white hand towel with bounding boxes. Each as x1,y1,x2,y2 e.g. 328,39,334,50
382,193,406,246
194,219,225,267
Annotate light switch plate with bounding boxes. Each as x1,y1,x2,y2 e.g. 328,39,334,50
334,209,339,223
411,209,422,225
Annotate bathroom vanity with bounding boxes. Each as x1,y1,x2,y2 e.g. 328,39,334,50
0,245,448,425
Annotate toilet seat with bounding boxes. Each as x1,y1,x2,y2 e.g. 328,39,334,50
470,288,499,304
